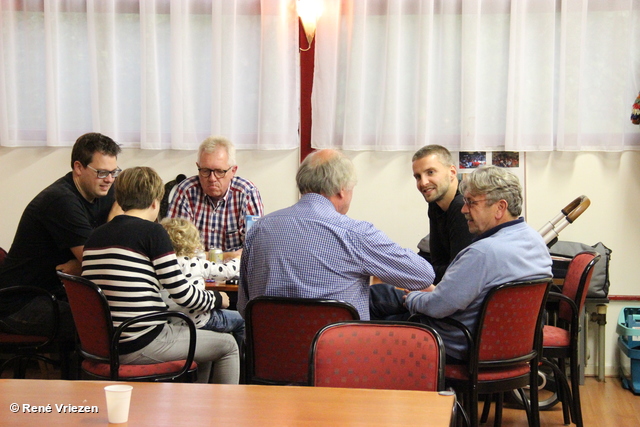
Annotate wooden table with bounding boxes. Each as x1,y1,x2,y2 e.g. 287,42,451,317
205,280,239,293
1,379,454,426
205,280,239,309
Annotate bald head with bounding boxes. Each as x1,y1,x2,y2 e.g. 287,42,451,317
296,149,357,197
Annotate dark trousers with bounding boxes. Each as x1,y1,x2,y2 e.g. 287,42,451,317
368,283,411,321
0,295,76,343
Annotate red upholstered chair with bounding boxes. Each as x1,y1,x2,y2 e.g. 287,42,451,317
309,320,468,426
542,251,599,427
412,278,552,427
0,285,64,378
57,272,198,382
244,296,359,385
0,247,7,264
309,320,445,391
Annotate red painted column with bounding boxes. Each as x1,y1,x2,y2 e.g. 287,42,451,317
299,20,315,162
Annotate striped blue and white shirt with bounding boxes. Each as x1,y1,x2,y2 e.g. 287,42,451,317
82,215,218,354
238,193,435,320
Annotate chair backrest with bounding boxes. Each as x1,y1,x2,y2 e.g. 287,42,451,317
245,296,360,385
57,272,114,361
310,320,445,391
557,251,600,324
475,278,552,366
0,247,7,265
159,173,186,219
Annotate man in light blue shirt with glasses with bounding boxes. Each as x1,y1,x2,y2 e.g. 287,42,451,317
405,166,552,361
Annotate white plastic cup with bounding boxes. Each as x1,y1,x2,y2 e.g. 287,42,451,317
104,384,133,423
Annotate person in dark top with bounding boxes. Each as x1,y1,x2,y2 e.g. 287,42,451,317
0,133,121,341
412,145,474,284
369,145,474,320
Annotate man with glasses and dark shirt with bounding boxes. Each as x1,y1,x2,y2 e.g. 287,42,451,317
0,132,122,342
166,136,264,255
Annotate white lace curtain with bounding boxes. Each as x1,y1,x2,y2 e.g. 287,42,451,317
3,0,640,152
312,0,640,152
0,0,299,150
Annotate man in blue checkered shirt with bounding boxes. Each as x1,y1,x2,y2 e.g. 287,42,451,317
237,149,435,320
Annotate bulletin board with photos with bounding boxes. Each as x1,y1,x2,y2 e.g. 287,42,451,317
455,151,526,213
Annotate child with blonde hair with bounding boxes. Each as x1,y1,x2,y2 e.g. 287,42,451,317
160,217,244,345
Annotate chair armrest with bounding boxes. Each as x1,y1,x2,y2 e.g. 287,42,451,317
550,284,563,294
547,292,576,306
546,291,579,318
409,313,474,360
110,311,197,380
545,291,581,342
409,312,537,370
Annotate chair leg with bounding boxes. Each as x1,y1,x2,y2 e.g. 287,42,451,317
515,374,542,427
239,340,247,384
480,394,493,423
37,359,53,379
549,358,571,425
454,397,471,427
449,386,474,427
516,388,533,427
529,366,541,427
61,356,71,380
16,357,29,379
569,356,584,427
493,393,504,427
469,388,479,427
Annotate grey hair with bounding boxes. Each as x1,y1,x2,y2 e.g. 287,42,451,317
459,165,523,217
198,136,236,167
296,149,357,196
412,145,454,167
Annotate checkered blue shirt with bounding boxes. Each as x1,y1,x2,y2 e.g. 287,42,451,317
238,193,435,320
167,175,264,251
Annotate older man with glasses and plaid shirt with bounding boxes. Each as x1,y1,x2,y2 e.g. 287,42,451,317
166,136,264,257
0,132,122,344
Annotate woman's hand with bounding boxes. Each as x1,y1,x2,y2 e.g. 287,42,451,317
219,292,230,309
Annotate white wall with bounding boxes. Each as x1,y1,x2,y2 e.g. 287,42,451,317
525,151,640,378
0,146,301,242
1,147,638,377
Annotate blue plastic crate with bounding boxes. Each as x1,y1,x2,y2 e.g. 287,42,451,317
616,307,640,349
616,307,640,394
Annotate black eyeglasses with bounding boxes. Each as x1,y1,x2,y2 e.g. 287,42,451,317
198,167,232,179
87,165,122,179
462,197,488,208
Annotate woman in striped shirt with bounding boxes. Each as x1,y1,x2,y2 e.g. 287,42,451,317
82,167,239,384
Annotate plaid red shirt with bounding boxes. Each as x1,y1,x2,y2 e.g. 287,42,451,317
167,175,264,251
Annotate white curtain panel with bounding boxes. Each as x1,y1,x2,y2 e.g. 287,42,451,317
312,0,640,152
0,0,299,150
